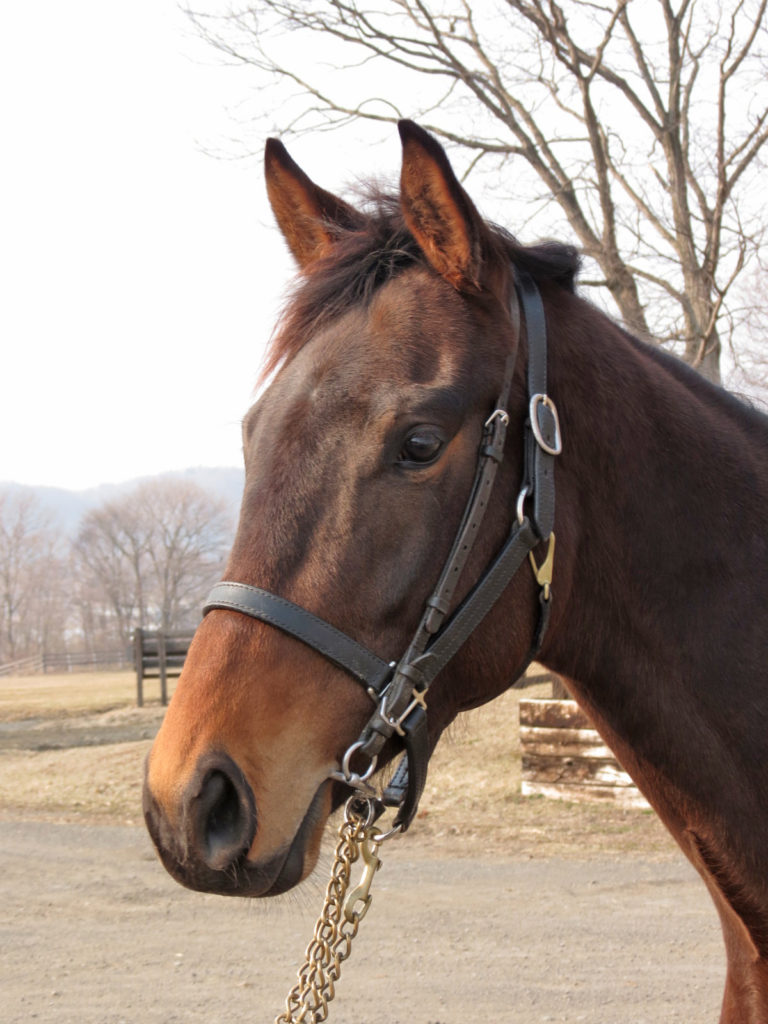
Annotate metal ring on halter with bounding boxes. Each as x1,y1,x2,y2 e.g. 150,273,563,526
516,484,531,525
329,740,379,795
344,794,377,828
328,740,378,795
372,821,403,843
328,768,378,796
342,740,377,781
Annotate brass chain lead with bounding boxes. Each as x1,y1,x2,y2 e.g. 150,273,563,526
275,801,382,1024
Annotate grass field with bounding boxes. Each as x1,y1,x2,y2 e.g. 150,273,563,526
0,669,173,720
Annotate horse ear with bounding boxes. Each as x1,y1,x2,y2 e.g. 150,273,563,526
265,138,364,267
398,120,487,292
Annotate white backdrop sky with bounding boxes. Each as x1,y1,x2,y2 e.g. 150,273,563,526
1,0,370,491
4,3,761,492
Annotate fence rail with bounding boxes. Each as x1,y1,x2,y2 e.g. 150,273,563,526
0,654,42,677
0,648,131,678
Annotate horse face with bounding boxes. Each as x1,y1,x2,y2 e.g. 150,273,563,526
143,124,523,897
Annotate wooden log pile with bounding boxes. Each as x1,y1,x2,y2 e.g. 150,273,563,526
519,698,649,808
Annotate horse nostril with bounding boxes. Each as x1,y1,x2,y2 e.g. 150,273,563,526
202,771,238,850
192,760,256,871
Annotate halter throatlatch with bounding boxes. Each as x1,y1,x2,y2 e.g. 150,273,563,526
203,270,561,834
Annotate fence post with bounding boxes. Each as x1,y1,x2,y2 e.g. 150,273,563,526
158,631,168,706
134,629,144,708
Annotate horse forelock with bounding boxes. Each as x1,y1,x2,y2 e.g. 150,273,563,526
261,186,581,382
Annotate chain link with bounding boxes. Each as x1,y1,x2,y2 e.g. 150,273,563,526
275,801,382,1024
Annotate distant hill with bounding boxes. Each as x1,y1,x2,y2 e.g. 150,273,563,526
0,467,245,535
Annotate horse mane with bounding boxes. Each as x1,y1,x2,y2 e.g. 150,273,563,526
262,187,581,380
262,187,767,439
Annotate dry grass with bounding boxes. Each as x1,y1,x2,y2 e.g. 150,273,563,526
0,739,153,827
0,669,173,720
0,671,678,860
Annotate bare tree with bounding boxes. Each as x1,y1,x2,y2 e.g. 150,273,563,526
0,489,65,662
73,504,143,647
188,0,768,383
73,479,231,644
134,480,232,631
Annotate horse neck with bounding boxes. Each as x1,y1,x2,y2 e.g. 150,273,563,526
540,286,768,742
536,289,768,944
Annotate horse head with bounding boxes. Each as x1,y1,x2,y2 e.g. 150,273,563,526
143,122,566,897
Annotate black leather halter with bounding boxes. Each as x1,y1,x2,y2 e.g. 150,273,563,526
204,271,561,833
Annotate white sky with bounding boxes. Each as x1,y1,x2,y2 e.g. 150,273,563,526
6,3,756,492
0,1,610,494
0,1,308,490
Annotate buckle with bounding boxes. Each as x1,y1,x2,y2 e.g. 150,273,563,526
484,408,510,430
529,394,563,456
387,687,428,737
483,408,510,463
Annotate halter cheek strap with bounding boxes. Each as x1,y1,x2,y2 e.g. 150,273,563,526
203,270,561,833
372,274,559,825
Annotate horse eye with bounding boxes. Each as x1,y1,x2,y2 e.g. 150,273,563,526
399,428,444,465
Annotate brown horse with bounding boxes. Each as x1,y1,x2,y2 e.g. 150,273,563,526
143,121,768,1022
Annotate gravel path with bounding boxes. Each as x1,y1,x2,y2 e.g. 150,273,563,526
1,819,725,1023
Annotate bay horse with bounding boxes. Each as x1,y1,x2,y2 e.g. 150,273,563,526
143,121,768,1022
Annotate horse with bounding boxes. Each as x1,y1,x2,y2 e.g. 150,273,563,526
143,120,768,1023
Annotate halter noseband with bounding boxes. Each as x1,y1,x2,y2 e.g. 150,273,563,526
203,271,561,833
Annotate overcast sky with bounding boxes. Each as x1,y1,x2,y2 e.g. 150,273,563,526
0,1,566,493
0,1,318,491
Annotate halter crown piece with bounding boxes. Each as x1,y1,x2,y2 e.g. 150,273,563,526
203,270,562,833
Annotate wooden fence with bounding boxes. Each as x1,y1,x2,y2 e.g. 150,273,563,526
133,629,194,707
0,648,131,677
520,697,649,808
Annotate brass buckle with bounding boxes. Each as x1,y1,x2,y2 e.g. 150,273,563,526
390,687,428,737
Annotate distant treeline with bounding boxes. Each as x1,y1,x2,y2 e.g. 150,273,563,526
0,479,235,667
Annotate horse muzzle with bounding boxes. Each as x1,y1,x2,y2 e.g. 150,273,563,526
142,751,333,897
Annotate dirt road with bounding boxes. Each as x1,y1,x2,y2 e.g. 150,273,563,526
2,819,724,1024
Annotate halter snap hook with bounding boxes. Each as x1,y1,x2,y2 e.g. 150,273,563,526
343,831,381,923
529,533,556,601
